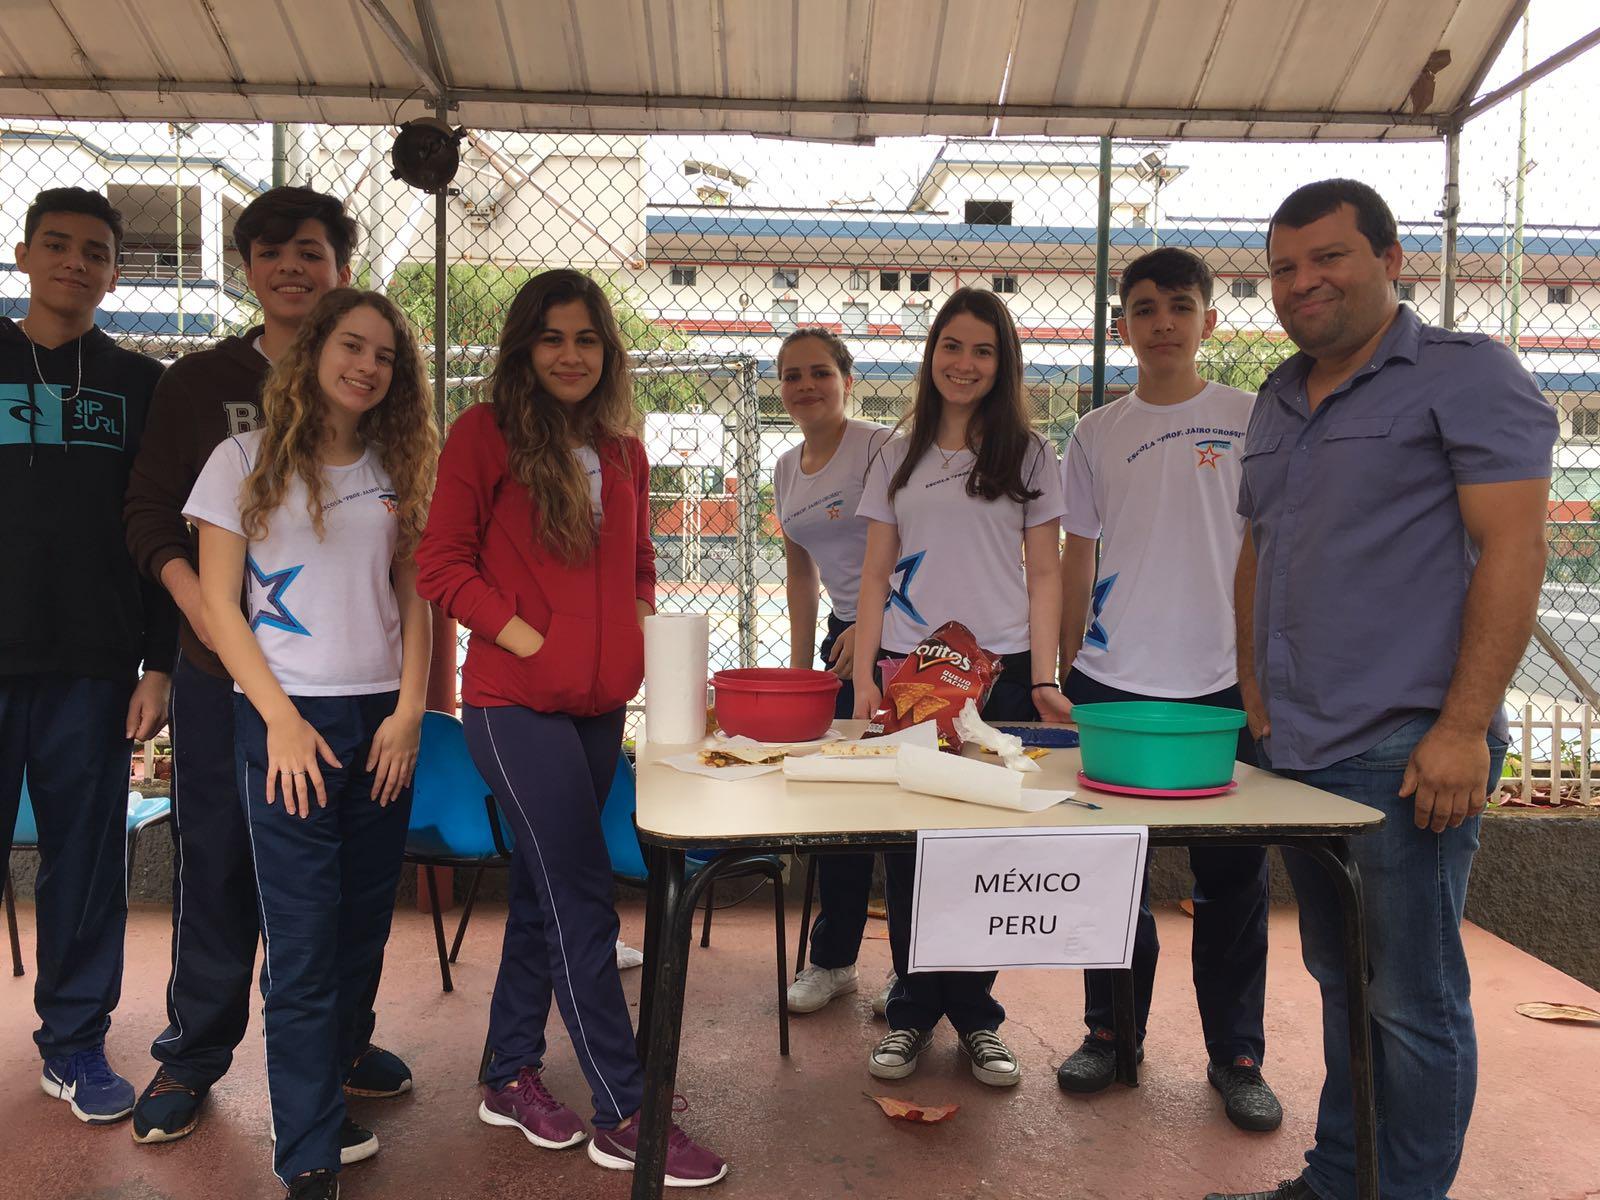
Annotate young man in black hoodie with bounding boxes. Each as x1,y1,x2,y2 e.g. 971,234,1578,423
125,186,413,1149
1,187,175,1124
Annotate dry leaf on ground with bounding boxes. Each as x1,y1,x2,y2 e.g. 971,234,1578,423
1515,1001,1600,1024
864,1092,960,1123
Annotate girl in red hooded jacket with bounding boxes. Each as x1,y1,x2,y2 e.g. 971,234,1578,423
416,270,725,1187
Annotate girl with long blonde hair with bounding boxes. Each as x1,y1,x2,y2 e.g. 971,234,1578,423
416,270,726,1187
184,287,436,1199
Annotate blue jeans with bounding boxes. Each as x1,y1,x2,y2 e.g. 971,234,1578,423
1275,715,1506,1200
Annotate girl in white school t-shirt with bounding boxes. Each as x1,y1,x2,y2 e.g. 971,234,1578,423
852,287,1069,1090
184,289,437,1199
771,327,894,1018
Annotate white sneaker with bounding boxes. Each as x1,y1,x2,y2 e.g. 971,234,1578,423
872,971,898,1018
615,940,644,970
786,963,858,1013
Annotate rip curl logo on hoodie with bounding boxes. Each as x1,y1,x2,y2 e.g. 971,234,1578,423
0,384,125,449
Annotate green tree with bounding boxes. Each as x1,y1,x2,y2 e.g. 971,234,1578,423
1198,331,1298,394
385,263,705,417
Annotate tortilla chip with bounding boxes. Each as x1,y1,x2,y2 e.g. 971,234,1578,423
890,681,936,718
911,696,948,723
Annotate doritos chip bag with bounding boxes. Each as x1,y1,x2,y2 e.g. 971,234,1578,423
864,621,1003,752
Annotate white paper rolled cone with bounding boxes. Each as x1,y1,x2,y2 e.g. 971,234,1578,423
896,745,1072,813
783,755,900,784
644,613,709,745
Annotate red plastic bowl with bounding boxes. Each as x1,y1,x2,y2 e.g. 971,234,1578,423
711,668,842,743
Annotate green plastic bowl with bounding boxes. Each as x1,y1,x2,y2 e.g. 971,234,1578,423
1071,701,1247,790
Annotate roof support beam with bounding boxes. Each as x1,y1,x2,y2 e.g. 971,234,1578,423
1454,25,1600,126
353,0,447,103
0,75,1446,133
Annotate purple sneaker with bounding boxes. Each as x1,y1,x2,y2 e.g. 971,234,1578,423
477,1066,586,1150
586,1100,728,1188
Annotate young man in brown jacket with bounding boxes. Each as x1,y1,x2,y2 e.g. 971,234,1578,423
124,187,413,1148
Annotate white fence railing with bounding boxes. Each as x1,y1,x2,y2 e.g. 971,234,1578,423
1505,701,1600,805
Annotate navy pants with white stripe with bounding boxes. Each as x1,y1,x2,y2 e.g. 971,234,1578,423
463,703,643,1130
236,692,411,1184
150,652,262,1089
0,674,134,1059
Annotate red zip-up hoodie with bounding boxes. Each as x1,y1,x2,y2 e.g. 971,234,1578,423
416,402,656,717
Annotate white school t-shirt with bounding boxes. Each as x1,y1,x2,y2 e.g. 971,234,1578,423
184,429,403,696
574,444,603,522
857,433,1064,655
1060,381,1254,697
772,420,892,622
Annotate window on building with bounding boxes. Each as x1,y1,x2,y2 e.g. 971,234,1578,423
758,393,791,422
1573,408,1600,440
1108,305,1124,343
848,268,871,290
901,301,930,336
770,298,799,333
842,301,869,332
1230,278,1259,299
1396,281,1417,301
772,267,799,288
909,271,932,292
670,265,697,287
965,200,1014,225
879,271,901,292
992,273,1018,294
1549,284,1573,305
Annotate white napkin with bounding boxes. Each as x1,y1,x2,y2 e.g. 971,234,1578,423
896,744,1075,813
783,720,941,783
953,699,1040,772
660,735,785,782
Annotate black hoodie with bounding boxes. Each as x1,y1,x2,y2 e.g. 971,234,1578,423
0,318,176,682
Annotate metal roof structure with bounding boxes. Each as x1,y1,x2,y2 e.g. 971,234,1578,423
0,0,1578,141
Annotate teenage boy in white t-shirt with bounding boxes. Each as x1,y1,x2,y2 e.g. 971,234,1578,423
1055,247,1282,1133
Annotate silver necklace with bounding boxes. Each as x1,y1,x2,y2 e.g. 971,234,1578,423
19,318,83,402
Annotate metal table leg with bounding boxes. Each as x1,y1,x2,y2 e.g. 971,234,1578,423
1111,968,1140,1086
636,843,671,1061
1301,839,1379,1200
633,845,691,1200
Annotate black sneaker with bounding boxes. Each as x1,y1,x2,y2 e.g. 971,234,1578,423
287,1168,339,1199
1203,1178,1319,1200
131,1068,206,1143
344,1044,412,1098
272,1117,377,1165
1206,1056,1284,1132
1055,1030,1142,1094
339,1118,379,1164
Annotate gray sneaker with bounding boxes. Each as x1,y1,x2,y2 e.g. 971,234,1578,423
868,1028,933,1080
872,971,898,1018
786,964,858,1013
958,1029,1021,1087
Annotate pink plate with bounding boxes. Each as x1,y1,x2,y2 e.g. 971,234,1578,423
1076,769,1237,799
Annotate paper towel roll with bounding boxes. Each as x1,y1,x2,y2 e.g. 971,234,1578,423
897,745,1071,813
644,613,709,745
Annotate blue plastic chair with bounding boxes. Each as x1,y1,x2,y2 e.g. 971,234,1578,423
404,710,513,993
5,777,173,978
602,757,791,1053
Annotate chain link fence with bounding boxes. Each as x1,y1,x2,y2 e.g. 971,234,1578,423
3,29,1594,742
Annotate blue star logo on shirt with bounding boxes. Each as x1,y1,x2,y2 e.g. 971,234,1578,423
246,554,310,637
1085,572,1117,650
886,550,928,626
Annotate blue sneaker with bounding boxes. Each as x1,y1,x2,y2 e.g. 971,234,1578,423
40,1047,136,1124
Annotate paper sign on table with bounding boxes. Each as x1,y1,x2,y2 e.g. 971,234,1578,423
896,744,1075,812
907,825,1149,972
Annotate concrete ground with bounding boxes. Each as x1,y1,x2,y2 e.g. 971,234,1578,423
2,897,1597,1200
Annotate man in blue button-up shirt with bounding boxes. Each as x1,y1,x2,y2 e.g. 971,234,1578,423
1207,181,1556,1200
